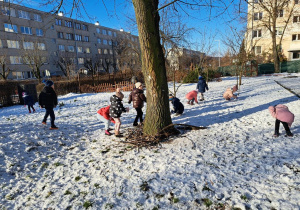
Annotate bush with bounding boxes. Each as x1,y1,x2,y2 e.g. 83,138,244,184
182,70,198,83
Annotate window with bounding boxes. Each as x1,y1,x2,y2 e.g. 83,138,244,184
103,39,108,45
253,46,262,54
82,24,88,31
295,0,299,4
66,33,74,40
33,14,42,22
68,46,75,52
85,48,90,53
75,23,81,30
52,38,56,43
292,34,300,41
7,40,19,48
23,42,34,50
65,20,72,28
18,10,30,19
98,49,102,54
254,12,263,20
276,28,283,35
109,40,112,45
109,49,113,55
108,31,112,36
77,47,83,53
12,72,25,79
36,28,43,36
57,32,64,39
277,10,283,17
293,16,300,23
27,71,34,79
21,26,32,35
252,30,262,38
38,43,46,50
97,38,101,44
102,29,107,35
103,49,108,54
4,23,18,33
2,7,16,17
58,45,65,51
75,34,82,41
292,52,300,59
56,19,62,25
78,58,84,64
113,32,117,37
96,28,101,34
10,56,22,64
84,36,89,42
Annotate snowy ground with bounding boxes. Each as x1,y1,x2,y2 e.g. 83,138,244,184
0,74,299,210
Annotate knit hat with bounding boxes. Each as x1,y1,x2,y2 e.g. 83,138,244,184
135,82,142,89
169,94,173,101
45,80,54,87
116,92,124,100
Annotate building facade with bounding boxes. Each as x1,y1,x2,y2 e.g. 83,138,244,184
167,47,205,71
246,0,300,61
0,1,139,80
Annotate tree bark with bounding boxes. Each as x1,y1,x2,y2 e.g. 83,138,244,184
132,0,173,136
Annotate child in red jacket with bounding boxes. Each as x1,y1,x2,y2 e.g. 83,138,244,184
97,105,115,136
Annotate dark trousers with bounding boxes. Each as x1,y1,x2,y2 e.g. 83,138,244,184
134,108,143,124
27,105,34,112
275,119,291,133
43,108,55,127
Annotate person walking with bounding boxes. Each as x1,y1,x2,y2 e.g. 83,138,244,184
128,82,146,126
22,92,36,113
39,80,58,130
196,75,208,101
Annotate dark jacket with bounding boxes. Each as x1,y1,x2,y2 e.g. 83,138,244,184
23,95,34,106
109,95,127,118
196,77,208,93
170,97,184,114
128,88,146,108
38,86,58,108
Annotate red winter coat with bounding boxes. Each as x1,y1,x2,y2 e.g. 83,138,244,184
97,105,115,123
185,90,198,103
269,104,294,127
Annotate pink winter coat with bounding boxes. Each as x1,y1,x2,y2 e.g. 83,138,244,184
185,90,198,103
223,88,236,100
232,85,238,93
268,104,294,127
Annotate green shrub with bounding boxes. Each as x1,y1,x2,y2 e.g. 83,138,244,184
182,70,198,83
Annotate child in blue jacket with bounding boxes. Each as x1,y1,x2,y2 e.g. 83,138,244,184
22,92,35,113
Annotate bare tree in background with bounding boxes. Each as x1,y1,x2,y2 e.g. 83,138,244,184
84,56,102,86
56,52,76,80
0,55,11,80
246,0,297,73
22,42,47,83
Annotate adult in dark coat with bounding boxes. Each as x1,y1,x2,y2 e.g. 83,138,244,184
128,82,146,126
196,75,209,101
22,92,35,113
39,80,58,129
169,94,184,115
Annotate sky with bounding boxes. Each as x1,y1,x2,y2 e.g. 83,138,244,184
17,0,247,56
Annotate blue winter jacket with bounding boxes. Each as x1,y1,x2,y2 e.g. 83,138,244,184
170,97,184,114
23,95,35,106
196,77,208,93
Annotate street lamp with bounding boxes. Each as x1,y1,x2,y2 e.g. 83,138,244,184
215,40,221,67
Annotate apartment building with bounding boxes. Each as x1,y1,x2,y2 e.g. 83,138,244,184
246,0,300,61
167,47,205,71
0,1,139,80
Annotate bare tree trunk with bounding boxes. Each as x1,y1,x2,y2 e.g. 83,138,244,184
132,0,173,136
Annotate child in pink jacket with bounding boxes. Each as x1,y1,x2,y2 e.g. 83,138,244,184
223,88,237,100
185,90,198,105
268,104,294,137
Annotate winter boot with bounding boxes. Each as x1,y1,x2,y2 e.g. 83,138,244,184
187,101,190,105
42,121,46,125
50,125,59,130
29,110,31,113
105,130,112,136
190,101,194,105
115,130,123,138
33,108,36,113
133,122,138,126
273,130,279,137
286,131,293,137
